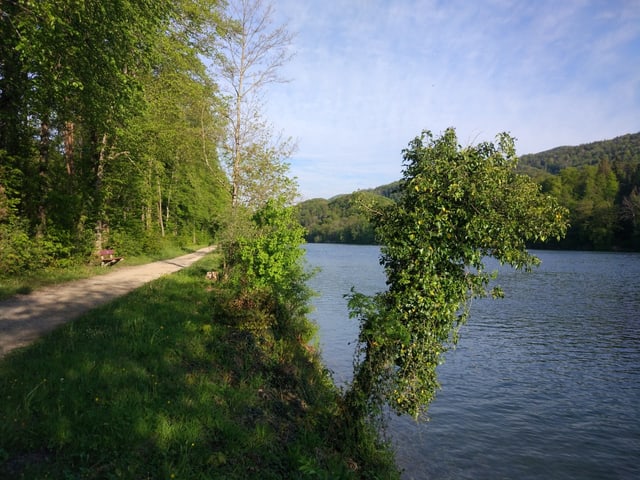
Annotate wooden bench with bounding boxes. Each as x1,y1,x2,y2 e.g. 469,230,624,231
99,249,123,267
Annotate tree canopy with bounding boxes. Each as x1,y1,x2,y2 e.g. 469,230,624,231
518,132,640,174
344,128,568,423
215,0,297,209
0,0,297,273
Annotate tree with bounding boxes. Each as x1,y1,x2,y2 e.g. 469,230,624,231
621,187,640,248
214,0,297,209
0,0,232,270
111,3,229,247
0,0,175,251
219,197,314,344
344,128,568,425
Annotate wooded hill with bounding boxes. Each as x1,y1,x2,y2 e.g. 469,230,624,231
518,132,640,174
298,132,640,251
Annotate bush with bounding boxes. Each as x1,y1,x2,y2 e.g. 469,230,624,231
0,220,35,274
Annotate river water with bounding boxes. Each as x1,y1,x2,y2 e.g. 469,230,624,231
304,244,640,480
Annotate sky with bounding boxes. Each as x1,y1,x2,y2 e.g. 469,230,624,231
262,0,640,200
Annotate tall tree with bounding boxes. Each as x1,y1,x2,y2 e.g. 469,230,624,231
344,128,568,425
214,0,296,209
112,4,229,246
1,0,232,270
0,0,175,248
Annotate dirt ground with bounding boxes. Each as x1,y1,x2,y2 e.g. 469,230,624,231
0,246,216,358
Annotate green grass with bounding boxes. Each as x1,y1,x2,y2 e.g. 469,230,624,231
0,244,209,301
0,253,398,479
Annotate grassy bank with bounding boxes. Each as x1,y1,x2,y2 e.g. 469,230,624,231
0,244,209,301
0,253,398,479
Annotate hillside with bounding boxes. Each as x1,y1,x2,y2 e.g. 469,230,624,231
297,191,394,244
518,132,640,174
298,132,640,250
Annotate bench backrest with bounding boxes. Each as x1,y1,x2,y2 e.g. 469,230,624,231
99,249,115,256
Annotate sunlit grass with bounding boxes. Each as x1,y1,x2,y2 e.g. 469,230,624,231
0,253,399,479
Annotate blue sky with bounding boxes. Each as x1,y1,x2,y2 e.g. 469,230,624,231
264,0,640,200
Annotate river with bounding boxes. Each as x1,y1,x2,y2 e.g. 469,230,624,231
304,243,640,480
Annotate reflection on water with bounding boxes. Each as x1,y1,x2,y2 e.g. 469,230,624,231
305,244,640,480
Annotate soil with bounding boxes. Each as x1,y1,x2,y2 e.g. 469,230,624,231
0,246,216,358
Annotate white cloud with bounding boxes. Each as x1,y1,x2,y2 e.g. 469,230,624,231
264,0,640,199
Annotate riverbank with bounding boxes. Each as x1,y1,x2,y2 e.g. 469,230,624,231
0,252,399,478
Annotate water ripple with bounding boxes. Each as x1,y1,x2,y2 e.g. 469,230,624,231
306,245,640,480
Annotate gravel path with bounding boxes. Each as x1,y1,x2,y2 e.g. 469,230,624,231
0,246,216,358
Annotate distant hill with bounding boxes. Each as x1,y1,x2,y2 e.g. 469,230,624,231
297,191,394,244
518,132,640,175
298,132,640,250
366,181,402,202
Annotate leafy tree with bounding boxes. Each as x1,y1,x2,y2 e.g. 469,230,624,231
298,192,393,244
111,3,229,249
520,133,639,250
0,0,179,255
223,198,313,341
344,128,568,425
0,0,236,270
236,198,307,294
621,187,640,243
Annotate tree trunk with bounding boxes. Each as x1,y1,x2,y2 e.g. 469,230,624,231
157,181,165,237
93,132,108,251
36,118,51,237
63,121,75,176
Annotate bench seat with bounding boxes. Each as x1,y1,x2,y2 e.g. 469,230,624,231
99,249,123,267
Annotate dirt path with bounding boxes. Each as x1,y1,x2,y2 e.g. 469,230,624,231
0,246,216,358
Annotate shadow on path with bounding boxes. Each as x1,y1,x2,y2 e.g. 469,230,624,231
0,246,216,357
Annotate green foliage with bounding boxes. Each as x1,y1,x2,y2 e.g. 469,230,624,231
345,128,568,422
238,200,307,289
223,199,316,343
519,132,640,174
535,158,640,250
0,1,232,272
0,239,398,479
521,133,640,250
0,219,33,275
300,134,640,252
298,192,395,244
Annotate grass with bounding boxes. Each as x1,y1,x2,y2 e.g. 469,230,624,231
0,243,209,301
0,252,399,479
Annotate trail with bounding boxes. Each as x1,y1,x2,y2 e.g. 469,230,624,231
0,246,216,358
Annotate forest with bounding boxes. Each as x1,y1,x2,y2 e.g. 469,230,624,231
0,0,295,275
298,132,640,251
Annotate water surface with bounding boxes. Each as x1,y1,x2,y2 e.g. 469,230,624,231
305,244,640,479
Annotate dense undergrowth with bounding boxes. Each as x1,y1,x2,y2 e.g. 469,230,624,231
0,252,399,479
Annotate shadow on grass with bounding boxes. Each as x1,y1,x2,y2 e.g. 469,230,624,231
0,256,397,479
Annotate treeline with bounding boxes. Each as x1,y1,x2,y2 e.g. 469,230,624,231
0,1,233,273
522,134,640,250
298,133,640,251
519,132,640,174
1,0,302,278
298,192,394,244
